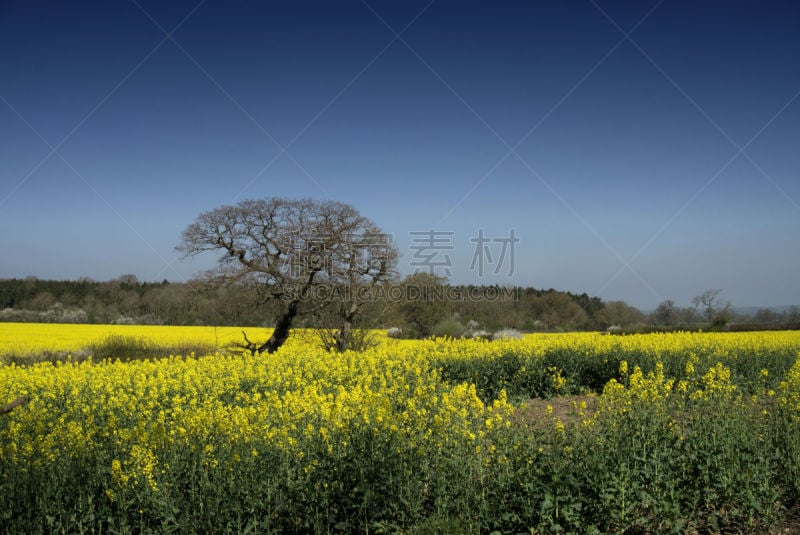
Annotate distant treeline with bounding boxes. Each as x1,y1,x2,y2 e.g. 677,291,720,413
0,275,605,331
1,276,797,334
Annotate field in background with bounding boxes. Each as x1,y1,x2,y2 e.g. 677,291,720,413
0,323,272,361
1,324,800,533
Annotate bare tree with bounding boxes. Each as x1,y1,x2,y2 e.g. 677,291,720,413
178,198,398,353
691,289,730,324
312,301,381,352
652,300,678,326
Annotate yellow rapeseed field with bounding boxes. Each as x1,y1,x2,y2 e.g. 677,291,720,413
0,322,271,357
2,321,798,364
1,323,799,533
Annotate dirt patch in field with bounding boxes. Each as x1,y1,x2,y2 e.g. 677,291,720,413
770,503,800,535
515,395,597,429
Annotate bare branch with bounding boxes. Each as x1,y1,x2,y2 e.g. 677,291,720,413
1,395,28,415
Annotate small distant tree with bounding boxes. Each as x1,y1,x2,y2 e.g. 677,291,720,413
178,198,398,353
692,289,731,325
676,305,701,324
526,292,589,331
26,291,57,312
753,308,780,324
652,300,679,326
114,274,140,286
596,301,644,329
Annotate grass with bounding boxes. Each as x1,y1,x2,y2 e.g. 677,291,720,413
1,334,217,365
87,334,216,362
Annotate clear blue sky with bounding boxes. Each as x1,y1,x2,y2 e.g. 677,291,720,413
1,0,798,310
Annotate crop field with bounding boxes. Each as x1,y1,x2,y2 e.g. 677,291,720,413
1,324,800,533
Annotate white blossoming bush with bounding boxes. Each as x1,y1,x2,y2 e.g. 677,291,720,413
492,328,523,340
387,327,403,339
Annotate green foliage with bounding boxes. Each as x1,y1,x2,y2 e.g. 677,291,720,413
0,277,619,331
436,336,799,403
430,318,465,339
87,335,215,362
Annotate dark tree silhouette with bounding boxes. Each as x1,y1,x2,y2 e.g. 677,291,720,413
178,198,398,353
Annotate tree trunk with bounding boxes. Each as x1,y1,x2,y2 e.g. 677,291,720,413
333,302,360,352
257,271,319,354
332,322,350,352
259,299,299,354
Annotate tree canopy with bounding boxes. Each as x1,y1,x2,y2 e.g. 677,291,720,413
178,198,399,352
